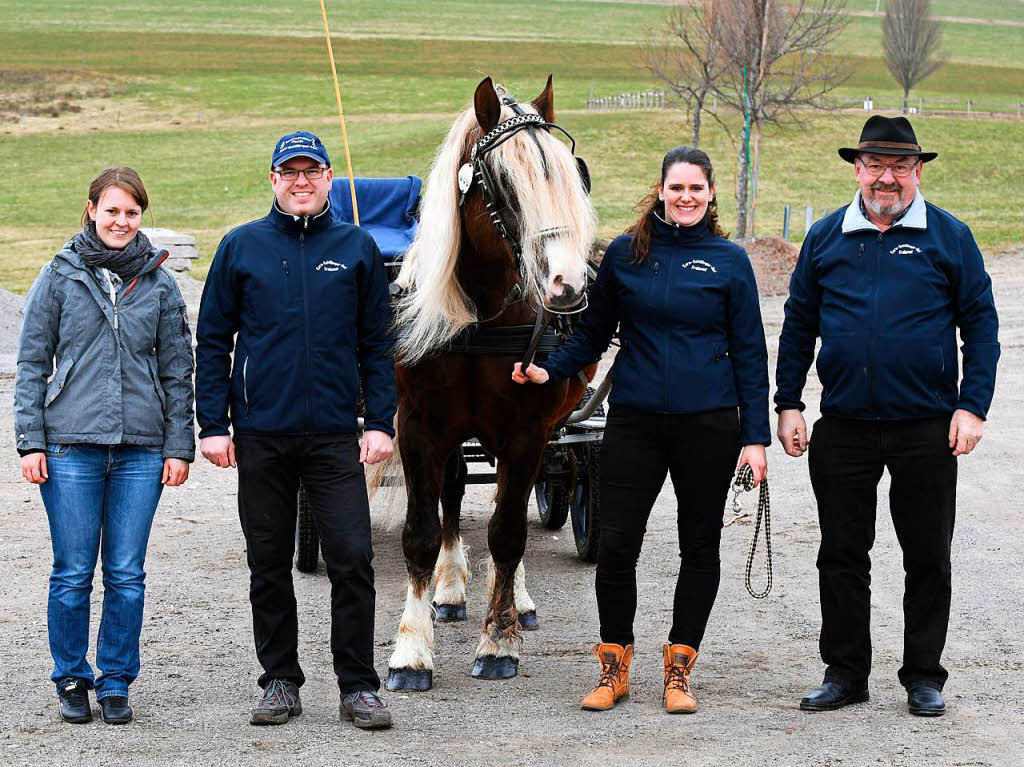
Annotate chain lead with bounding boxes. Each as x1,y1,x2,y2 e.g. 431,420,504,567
732,463,773,599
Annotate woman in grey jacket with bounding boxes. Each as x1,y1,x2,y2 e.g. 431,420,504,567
14,167,195,725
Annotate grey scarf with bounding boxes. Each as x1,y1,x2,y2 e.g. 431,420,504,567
71,223,155,283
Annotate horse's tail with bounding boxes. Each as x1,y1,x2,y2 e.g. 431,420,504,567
367,429,408,532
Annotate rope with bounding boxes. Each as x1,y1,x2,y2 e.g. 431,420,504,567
317,0,359,225
731,463,773,599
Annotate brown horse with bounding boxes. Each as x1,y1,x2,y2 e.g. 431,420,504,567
370,76,597,689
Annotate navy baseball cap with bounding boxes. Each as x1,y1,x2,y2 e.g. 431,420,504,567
271,131,331,169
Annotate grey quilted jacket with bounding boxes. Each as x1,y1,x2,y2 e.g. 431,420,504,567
14,243,195,460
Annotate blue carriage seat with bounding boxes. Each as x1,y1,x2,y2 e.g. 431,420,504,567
328,176,422,260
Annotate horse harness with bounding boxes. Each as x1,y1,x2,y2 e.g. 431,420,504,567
450,86,593,370
457,87,592,262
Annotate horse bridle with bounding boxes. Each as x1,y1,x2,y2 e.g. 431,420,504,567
457,93,592,261
456,89,593,370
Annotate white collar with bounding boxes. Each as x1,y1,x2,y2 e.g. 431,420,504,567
841,189,927,234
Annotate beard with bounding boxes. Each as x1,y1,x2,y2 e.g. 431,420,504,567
865,183,909,216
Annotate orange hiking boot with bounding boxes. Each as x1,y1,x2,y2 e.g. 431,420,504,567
580,643,633,711
663,643,699,713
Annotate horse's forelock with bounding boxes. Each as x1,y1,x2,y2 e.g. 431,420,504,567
489,104,596,301
394,94,596,365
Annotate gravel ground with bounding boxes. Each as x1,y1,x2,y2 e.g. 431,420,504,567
0,253,1021,767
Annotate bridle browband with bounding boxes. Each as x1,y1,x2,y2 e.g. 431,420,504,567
452,87,593,368
457,90,591,261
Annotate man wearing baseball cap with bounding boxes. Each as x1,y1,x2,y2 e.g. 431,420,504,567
775,115,999,716
195,131,396,729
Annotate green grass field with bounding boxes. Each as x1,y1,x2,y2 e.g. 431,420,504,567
1,0,1021,292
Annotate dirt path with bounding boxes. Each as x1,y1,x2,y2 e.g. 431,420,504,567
1,253,1021,766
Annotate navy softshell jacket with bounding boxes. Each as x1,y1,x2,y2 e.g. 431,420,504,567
195,202,397,438
774,192,999,420
543,214,771,447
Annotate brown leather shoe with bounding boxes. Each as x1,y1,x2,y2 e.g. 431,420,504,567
663,643,698,713
580,643,633,711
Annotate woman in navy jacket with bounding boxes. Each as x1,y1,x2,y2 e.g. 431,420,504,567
514,146,770,714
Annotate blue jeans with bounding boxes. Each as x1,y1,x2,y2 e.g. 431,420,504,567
39,443,164,699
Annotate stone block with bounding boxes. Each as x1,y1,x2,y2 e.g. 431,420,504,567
143,227,199,272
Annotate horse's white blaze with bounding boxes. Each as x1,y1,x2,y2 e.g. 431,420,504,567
543,239,587,305
512,561,536,614
433,537,470,605
393,86,597,366
388,583,435,670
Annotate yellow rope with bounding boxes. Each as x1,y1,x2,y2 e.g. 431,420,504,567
318,0,359,225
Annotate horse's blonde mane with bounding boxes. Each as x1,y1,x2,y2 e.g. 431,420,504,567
393,95,596,366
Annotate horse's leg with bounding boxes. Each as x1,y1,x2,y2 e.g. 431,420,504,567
385,417,451,692
484,557,538,630
471,430,548,679
434,448,470,622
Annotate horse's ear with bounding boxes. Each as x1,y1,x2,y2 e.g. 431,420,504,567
531,74,555,122
474,77,501,134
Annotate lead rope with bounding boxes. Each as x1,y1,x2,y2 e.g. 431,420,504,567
730,464,773,599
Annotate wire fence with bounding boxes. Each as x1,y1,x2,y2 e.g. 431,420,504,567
586,90,1023,118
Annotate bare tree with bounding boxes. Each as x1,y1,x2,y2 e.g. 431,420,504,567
712,0,849,238
642,2,729,147
883,0,944,113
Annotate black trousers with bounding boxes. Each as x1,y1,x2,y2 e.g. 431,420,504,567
234,432,380,694
808,415,957,691
596,406,741,650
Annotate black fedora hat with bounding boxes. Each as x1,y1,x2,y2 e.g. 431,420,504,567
838,115,937,163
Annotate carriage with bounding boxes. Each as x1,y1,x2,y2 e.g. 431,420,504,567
294,170,610,574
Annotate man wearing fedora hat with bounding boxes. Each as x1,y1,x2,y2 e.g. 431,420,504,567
774,115,999,716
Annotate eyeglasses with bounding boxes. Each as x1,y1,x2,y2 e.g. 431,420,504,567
273,167,327,180
857,159,919,178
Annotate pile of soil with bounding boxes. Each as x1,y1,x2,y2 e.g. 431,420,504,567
738,236,800,297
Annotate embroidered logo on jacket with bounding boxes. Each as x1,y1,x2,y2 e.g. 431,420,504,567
890,243,923,256
316,259,347,272
681,259,717,273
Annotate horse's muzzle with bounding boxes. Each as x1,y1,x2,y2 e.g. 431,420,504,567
544,282,583,311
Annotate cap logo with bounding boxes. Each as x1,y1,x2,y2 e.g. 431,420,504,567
277,136,318,152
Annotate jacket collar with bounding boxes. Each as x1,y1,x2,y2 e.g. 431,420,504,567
51,242,167,309
268,198,333,233
54,242,167,280
841,189,926,234
651,210,710,243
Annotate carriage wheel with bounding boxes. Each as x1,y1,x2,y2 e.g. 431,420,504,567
534,467,570,531
295,483,320,573
570,444,601,563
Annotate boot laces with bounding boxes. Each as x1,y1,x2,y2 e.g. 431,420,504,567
261,679,296,708
595,652,625,691
665,658,690,693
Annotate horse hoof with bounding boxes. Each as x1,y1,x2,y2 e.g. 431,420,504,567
433,602,467,622
518,610,539,631
470,655,519,680
385,667,433,692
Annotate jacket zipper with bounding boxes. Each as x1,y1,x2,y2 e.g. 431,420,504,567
869,232,883,415
300,218,312,431
661,255,672,412
242,356,249,419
